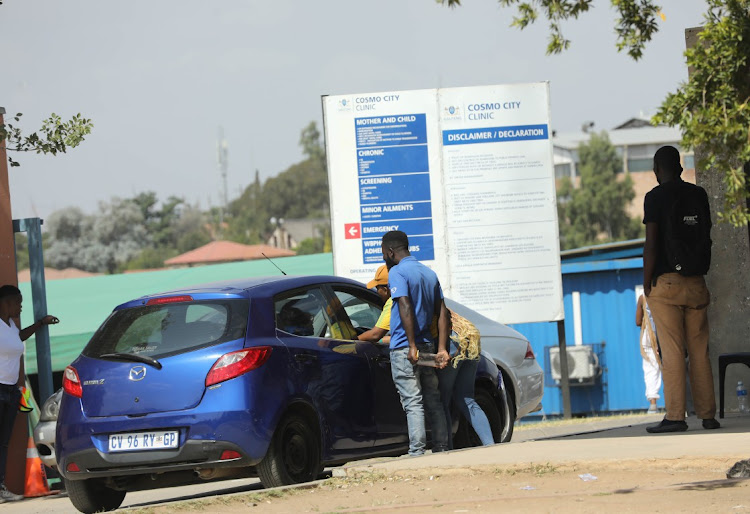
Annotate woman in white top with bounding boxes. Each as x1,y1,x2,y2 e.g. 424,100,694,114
0,285,58,503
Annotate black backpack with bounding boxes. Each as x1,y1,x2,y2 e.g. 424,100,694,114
663,183,712,276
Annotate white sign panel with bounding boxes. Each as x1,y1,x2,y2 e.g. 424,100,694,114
322,83,564,325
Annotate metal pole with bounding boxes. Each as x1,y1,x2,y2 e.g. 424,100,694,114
557,319,572,419
19,217,53,402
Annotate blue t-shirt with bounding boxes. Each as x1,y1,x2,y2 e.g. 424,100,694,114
388,256,444,350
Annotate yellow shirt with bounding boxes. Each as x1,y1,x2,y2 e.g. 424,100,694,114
376,298,392,330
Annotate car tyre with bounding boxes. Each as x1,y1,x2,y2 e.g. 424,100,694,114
454,387,514,448
257,412,321,488
65,478,126,513
494,383,516,443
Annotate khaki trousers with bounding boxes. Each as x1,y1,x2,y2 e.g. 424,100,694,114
647,273,715,421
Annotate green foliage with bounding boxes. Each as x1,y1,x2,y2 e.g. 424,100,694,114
655,0,750,226
45,193,211,273
14,233,29,270
262,157,329,219
557,132,643,249
294,237,325,255
224,122,330,246
299,121,326,168
0,112,93,167
439,0,659,59
441,0,749,227
120,247,179,272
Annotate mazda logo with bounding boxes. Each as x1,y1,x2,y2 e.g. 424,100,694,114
129,366,146,381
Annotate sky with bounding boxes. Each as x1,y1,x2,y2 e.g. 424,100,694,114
0,0,710,221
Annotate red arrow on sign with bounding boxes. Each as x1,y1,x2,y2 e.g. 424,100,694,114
344,223,361,239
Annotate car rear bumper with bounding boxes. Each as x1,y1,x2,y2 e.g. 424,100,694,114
33,419,57,469
59,439,257,480
508,359,544,419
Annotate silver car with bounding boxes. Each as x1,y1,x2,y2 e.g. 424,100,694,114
33,388,63,469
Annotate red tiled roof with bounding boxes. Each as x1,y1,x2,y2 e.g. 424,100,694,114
164,241,295,266
18,267,101,282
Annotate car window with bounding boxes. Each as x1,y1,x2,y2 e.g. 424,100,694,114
275,288,331,337
332,287,383,330
83,300,249,358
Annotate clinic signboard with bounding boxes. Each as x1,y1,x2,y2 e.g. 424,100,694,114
322,83,564,325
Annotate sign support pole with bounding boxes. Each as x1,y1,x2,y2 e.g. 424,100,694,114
557,319,572,419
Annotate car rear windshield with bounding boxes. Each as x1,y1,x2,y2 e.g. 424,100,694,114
83,299,250,359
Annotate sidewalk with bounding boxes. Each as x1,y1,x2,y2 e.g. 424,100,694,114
334,413,750,476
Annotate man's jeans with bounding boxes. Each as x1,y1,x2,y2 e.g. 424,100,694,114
390,344,449,456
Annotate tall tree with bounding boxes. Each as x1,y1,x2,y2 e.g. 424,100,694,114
440,0,750,226
225,122,331,247
45,199,150,274
44,193,211,273
557,132,642,249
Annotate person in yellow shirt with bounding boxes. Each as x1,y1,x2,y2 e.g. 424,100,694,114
357,265,391,345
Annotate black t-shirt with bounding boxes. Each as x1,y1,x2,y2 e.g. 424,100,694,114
642,178,711,278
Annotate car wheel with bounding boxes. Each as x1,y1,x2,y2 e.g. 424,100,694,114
494,383,516,443
454,387,514,448
65,478,126,513
257,412,321,488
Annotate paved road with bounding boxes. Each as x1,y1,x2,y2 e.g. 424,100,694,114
6,413,748,513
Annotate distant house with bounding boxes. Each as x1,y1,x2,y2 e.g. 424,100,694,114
552,117,696,219
266,218,327,251
164,241,295,268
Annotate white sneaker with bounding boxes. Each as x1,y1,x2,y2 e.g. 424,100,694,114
0,483,23,502
647,406,658,414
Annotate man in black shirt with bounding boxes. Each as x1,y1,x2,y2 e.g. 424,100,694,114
642,145,720,433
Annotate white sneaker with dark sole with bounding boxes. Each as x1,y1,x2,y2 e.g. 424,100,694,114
0,484,23,502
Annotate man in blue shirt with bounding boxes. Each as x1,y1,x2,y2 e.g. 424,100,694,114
382,230,450,455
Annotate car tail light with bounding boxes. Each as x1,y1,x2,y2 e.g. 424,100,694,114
63,366,83,398
524,342,536,360
205,347,272,387
146,295,193,305
220,450,241,460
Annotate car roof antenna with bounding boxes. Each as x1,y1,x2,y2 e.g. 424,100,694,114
262,253,287,275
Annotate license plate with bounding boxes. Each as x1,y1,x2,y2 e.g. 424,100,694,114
108,431,179,452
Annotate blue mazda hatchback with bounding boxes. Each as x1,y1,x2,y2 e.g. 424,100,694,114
56,275,512,513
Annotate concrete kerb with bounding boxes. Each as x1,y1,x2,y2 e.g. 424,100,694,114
332,414,750,478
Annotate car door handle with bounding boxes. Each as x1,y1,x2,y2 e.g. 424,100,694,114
295,353,318,363
371,355,390,364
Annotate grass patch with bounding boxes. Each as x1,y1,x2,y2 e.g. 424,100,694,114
516,412,650,431
494,462,559,477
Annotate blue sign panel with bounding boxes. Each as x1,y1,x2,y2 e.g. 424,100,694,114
359,174,431,204
355,114,427,147
357,146,428,176
355,113,435,264
442,124,549,146
361,218,433,241
362,234,435,264
360,201,432,221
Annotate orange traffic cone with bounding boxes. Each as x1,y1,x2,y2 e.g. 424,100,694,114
24,436,55,498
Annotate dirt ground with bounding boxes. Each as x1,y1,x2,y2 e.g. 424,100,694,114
131,457,749,513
